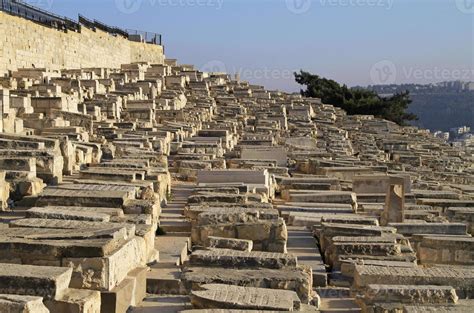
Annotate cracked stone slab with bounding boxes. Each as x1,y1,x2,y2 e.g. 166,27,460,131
191,284,301,311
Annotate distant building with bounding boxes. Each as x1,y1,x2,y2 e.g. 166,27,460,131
434,131,450,141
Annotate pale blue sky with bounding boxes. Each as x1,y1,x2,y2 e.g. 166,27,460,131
41,0,473,91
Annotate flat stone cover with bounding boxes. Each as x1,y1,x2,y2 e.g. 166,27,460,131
190,249,297,269
182,266,312,303
192,284,300,311
0,263,72,300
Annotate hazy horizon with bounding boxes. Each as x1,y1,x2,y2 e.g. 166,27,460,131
36,0,474,92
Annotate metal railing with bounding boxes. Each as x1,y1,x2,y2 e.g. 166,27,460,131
126,29,162,45
79,15,129,38
0,0,80,32
1,0,163,46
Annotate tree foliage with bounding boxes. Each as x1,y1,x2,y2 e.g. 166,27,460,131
294,71,418,125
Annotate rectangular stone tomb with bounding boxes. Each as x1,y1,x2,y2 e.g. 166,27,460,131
358,284,458,305
389,223,467,236
9,218,134,238
353,265,474,298
189,249,297,269
0,263,72,300
37,188,129,208
26,206,112,222
418,236,474,265
182,266,313,303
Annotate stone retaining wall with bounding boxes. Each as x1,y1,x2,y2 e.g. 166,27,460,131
0,12,164,75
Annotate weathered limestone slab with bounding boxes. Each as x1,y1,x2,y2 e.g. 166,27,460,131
191,284,301,311
37,188,128,208
100,266,147,313
403,300,474,312
0,150,63,184
188,193,248,205
0,171,10,211
353,265,474,298
381,176,405,226
185,206,278,221
64,237,146,291
417,199,474,208
9,218,134,238
0,294,49,313
418,236,474,265
189,249,297,269
192,218,288,253
357,284,458,307
206,236,253,252
389,223,467,236
26,206,112,222
276,203,353,219
318,223,397,252
79,168,145,182
240,147,287,167
288,212,378,227
182,265,313,303
353,174,411,192
197,210,260,225
340,259,417,277
44,288,101,313
287,191,358,211
0,263,72,300
197,170,271,194
55,183,137,199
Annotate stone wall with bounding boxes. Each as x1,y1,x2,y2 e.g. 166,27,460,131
0,12,164,75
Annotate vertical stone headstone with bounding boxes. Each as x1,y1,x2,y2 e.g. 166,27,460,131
381,176,405,226
0,88,9,132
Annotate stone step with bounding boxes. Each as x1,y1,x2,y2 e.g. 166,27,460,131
287,226,328,287
320,299,361,313
147,263,186,295
155,235,191,266
328,271,352,288
315,287,351,298
161,208,184,216
129,295,192,312
160,218,192,233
